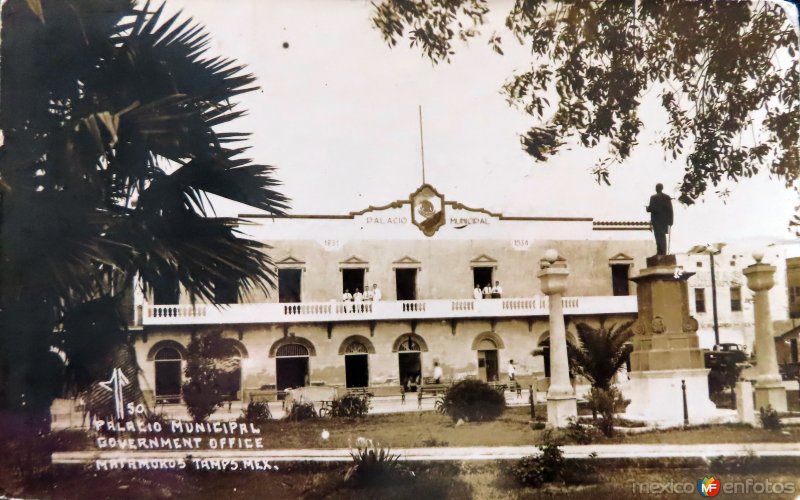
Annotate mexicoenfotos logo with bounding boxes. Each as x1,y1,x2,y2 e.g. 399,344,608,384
697,476,721,497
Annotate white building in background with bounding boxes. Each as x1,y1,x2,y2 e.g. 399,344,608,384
677,244,790,351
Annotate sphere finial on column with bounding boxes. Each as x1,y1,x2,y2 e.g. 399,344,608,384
752,251,764,264
544,249,558,263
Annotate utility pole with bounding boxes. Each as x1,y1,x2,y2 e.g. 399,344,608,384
709,251,720,346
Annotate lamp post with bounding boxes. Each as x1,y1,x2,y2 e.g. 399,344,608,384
689,243,725,347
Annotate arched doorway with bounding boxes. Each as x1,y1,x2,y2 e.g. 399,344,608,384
344,341,369,388
397,336,422,391
275,343,310,391
154,346,182,404
476,338,499,382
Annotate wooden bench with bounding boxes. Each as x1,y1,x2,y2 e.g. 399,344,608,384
487,381,508,394
345,387,374,398
417,383,449,408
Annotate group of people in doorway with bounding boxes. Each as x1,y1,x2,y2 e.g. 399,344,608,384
473,281,503,299
341,284,382,303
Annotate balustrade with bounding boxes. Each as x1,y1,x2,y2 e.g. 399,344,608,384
143,295,635,326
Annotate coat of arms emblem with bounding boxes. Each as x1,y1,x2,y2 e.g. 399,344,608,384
410,184,445,236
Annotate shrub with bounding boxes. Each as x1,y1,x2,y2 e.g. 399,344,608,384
344,439,410,485
565,417,599,444
284,401,317,422
709,451,759,474
437,379,506,422
707,349,747,398
759,405,781,430
506,443,597,488
586,386,625,437
420,437,449,447
329,394,370,418
241,401,272,424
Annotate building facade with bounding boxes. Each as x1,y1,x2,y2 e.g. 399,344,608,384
677,245,790,352
134,184,653,404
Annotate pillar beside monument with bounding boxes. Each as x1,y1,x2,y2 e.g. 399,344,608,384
623,254,718,425
538,249,577,428
743,253,787,413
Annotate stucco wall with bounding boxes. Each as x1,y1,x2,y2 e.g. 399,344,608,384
136,313,636,399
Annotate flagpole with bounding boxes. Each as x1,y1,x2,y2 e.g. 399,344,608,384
419,105,426,185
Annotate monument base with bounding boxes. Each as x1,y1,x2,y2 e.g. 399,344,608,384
754,383,787,413
546,394,577,428
622,368,718,425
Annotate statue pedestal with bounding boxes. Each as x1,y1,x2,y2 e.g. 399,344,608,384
622,255,718,425
755,381,787,414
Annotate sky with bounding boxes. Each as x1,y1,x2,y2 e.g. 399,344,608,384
166,0,800,254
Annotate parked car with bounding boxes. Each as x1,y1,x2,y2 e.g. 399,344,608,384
704,343,748,369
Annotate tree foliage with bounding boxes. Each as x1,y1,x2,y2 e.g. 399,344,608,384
567,320,633,389
182,331,240,423
372,0,799,204
0,0,288,422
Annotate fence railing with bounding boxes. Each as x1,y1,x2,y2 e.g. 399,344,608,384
142,295,637,326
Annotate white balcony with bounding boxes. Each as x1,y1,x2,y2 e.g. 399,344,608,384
142,295,638,326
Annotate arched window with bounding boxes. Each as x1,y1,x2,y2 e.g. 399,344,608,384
154,346,182,404
345,342,368,354
276,344,310,357
397,338,420,351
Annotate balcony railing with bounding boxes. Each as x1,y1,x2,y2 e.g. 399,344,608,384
142,295,637,326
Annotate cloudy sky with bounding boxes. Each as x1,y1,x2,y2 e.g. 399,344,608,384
167,0,799,253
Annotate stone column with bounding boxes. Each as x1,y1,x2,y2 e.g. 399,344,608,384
538,249,577,427
743,252,787,412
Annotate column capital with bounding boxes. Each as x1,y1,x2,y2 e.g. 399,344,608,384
743,263,776,292
537,266,569,296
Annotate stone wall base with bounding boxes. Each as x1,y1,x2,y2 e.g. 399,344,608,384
755,383,788,413
622,368,718,425
546,394,577,428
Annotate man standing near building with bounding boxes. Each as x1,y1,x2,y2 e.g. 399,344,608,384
473,284,483,300
371,283,382,301
482,283,492,299
507,359,516,382
433,361,443,384
646,183,673,256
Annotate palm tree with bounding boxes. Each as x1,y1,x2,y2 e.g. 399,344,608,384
0,0,288,434
567,320,634,390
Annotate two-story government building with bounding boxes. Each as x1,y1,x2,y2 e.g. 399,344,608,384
134,184,654,404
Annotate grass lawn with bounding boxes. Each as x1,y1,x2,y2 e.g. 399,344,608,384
51,406,800,451
4,459,800,499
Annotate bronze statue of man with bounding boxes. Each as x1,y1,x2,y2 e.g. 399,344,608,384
646,183,673,255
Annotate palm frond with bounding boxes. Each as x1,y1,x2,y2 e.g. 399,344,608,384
568,320,634,390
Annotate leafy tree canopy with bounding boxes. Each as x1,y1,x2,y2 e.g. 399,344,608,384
372,0,799,204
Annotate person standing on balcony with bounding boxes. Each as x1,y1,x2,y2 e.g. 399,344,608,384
342,289,353,313
507,359,516,382
482,283,492,299
353,288,363,312
371,283,382,301
492,281,503,298
473,284,483,300
364,285,373,301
